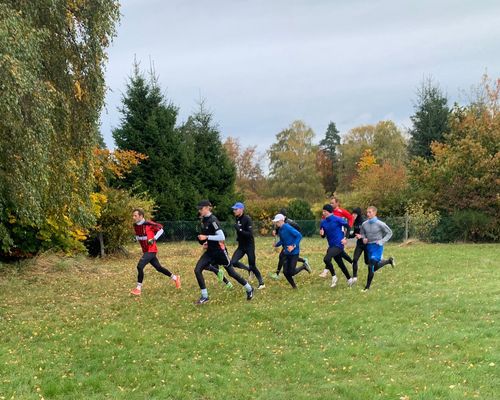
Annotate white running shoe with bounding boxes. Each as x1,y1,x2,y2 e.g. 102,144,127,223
330,275,338,288
257,284,266,290
352,277,358,285
347,278,354,287
319,270,329,278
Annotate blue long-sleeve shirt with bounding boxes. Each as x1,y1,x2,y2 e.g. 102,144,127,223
320,214,349,249
275,223,302,255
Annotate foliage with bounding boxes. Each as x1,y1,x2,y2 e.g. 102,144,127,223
451,209,494,242
408,77,450,159
94,148,147,191
338,120,407,190
87,188,155,255
223,137,265,200
112,62,193,221
244,198,290,234
351,154,409,215
179,102,237,221
286,199,315,220
409,74,499,239
268,120,324,202
406,201,441,242
0,1,119,256
113,64,236,221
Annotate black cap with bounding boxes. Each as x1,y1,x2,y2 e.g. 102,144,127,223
197,199,212,209
323,204,334,213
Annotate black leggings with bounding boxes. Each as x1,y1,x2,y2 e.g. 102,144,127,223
136,252,172,283
283,254,306,288
276,250,306,275
365,259,392,289
195,250,248,290
341,250,353,264
323,246,351,280
231,244,264,285
352,241,369,278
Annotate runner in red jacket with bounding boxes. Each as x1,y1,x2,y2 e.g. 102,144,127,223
130,208,181,296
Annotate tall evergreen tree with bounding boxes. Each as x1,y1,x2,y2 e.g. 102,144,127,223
409,78,450,159
113,63,190,220
180,102,237,220
318,121,341,193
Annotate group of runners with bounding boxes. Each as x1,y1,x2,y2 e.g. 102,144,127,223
130,196,395,304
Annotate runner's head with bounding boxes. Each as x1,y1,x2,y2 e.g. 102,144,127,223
272,213,286,228
322,204,334,218
132,208,145,223
366,206,377,219
231,202,245,217
330,196,340,209
197,200,212,217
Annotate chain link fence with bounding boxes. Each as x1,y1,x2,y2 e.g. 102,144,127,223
157,217,414,243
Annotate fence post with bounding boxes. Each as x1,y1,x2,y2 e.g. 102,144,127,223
404,212,409,241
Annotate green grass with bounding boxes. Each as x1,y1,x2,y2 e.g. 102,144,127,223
0,238,499,400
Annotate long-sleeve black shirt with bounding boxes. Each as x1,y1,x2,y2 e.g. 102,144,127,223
234,213,254,245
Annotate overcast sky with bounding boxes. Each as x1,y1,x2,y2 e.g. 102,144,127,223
100,0,500,155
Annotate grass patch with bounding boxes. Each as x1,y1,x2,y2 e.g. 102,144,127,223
0,238,499,399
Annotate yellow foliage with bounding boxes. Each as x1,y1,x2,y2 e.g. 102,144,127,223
356,148,377,172
74,80,83,101
90,192,107,220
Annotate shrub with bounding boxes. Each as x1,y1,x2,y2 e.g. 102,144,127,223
451,209,491,242
286,199,315,220
406,202,441,242
86,188,154,256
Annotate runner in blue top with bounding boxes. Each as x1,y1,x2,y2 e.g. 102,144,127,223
320,204,353,288
272,213,306,289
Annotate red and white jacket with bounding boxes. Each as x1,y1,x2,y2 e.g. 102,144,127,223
133,219,164,253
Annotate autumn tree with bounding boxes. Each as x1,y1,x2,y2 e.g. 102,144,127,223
409,75,499,240
224,137,265,199
0,1,119,255
338,121,407,190
351,150,408,215
268,120,324,202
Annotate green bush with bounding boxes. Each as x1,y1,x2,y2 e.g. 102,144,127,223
406,202,441,242
87,188,154,256
451,209,492,242
286,199,315,220
244,198,290,235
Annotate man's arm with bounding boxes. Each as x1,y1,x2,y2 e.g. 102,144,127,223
237,215,253,238
377,221,393,245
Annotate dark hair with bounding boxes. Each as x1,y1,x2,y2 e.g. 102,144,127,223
322,204,334,213
352,207,363,224
132,208,145,217
279,208,287,216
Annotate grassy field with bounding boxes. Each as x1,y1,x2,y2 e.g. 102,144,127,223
0,238,499,400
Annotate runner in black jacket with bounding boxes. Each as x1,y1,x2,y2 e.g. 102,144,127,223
230,202,265,289
194,200,254,304
348,207,369,285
